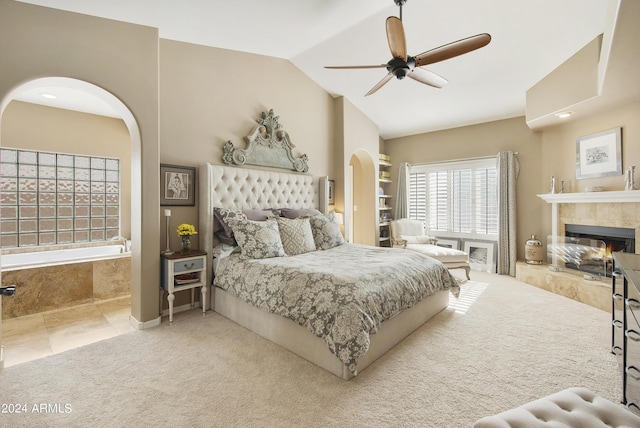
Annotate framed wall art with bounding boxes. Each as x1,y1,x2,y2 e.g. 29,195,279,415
463,240,496,273
328,179,335,205
435,238,460,250
575,127,622,179
160,164,196,206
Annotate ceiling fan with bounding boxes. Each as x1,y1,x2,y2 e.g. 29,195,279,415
325,0,491,96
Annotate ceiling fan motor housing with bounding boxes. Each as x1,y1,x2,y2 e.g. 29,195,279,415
387,57,414,79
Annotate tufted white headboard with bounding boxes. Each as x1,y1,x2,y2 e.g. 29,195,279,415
198,163,328,289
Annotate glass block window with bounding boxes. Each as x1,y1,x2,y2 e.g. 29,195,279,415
0,148,120,248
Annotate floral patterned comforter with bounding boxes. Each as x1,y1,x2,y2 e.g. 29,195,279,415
213,243,459,375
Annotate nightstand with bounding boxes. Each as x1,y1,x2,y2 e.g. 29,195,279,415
160,250,207,325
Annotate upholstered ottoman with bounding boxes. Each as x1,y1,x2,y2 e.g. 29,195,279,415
473,387,640,427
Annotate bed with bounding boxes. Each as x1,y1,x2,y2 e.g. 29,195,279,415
199,162,459,379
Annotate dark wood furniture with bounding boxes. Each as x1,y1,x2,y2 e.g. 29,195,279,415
612,252,640,415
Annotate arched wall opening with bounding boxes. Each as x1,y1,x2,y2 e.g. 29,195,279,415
348,149,377,246
0,77,143,330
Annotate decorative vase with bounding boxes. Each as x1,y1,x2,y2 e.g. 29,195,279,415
181,235,191,253
525,234,544,265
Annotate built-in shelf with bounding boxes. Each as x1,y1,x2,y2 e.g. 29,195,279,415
537,190,640,204
378,155,392,247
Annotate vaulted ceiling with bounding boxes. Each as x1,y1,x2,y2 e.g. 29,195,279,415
16,0,614,139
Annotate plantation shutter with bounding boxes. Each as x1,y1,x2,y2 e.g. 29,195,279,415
475,167,498,234
428,170,448,232
407,158,498,238
451,168,472,233
408,171,427,223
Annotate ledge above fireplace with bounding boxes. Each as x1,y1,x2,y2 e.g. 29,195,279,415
538,190,640,204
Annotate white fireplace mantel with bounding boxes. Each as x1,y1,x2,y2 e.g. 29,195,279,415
537,190,640,250
537,190,640,204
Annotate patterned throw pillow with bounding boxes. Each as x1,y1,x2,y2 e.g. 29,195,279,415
308,212,345,250
227,217,285,259
214,208,274,239
276,216,316,256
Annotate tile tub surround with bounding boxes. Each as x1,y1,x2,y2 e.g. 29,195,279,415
1,257,130,319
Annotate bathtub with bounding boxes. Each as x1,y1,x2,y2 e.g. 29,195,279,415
1,244,131,318
1,244,129,271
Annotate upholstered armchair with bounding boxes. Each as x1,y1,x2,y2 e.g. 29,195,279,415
389,218,470,280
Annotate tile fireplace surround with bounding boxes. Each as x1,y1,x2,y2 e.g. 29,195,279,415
516,190,640,311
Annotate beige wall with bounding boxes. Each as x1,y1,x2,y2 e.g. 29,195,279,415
385,116,543,260
338,97,380,245
159,39,334,251
385,99,640,262
538,99,640,241
0,1,339,322
0,0,159,323
540,100,640,195
1,101,132,239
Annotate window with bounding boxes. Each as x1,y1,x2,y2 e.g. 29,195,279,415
409,159,497,239
0,148,120,248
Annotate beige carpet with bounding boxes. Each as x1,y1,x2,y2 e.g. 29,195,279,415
0,271,621,427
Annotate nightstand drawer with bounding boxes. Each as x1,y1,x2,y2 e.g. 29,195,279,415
173,257,204,273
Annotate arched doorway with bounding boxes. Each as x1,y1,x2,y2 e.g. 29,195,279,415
348,149,377,246
0,77,142,368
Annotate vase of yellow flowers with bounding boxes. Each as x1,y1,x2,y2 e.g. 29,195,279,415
177,223,197,253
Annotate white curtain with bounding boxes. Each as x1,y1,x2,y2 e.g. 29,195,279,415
497,151,519,276
395,162,410,219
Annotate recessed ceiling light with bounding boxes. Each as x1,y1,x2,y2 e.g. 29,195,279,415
41,93,57,99
555,111,573,119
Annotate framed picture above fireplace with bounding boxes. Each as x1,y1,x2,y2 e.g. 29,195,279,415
575,127,622,180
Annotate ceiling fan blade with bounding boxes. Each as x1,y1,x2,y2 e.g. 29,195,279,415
414,33,491,67
365,73,393,97
386,16,407,60
408,68,448,89
324,64,387,69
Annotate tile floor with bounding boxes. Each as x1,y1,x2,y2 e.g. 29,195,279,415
1,295,134,368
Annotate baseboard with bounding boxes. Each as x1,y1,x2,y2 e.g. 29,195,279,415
129,314,161,330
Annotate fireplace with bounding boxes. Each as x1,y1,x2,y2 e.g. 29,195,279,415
563,224,635,277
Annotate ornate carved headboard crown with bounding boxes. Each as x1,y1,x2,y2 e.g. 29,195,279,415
222,109,309,172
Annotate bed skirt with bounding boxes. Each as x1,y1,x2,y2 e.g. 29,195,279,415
213,287,450,380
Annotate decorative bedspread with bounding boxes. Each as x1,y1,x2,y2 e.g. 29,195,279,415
213,243,459,375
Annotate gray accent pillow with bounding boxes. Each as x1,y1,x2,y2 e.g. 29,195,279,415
276,216,316,256
279,207,322,219
308,212,345,250
227,217,285,259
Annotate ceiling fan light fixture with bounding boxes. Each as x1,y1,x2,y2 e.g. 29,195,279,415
41,93,57,99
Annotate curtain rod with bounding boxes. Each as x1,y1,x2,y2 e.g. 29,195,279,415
407,152,518,167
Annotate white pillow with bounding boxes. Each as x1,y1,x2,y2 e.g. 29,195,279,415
276,216,316,256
